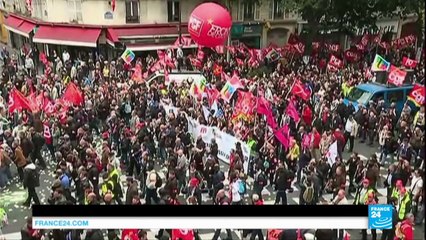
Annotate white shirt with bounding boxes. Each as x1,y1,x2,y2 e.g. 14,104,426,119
410,176,423,196
231,180,242,202
62,52,70,63
345,119,353,133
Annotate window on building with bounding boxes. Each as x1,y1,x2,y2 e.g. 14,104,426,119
125,0,139,23
242,1,255,21
67,0,82,22
273,0,283,19
167,0,180,22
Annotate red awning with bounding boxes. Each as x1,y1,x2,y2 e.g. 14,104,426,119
4,15,35,38
126,43,197,51
33,25,101,47
106,28,119,46
112,24,189,39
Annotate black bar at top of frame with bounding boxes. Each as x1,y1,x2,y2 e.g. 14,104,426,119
32,205,368,217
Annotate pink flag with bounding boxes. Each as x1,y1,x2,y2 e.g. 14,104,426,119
257,97,271,116
274,125,290,150
285,101,300,123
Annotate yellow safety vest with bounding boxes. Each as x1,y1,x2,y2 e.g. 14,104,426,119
101,180,115,198
398,193,411,220
109,169,119,183
391,187,400,199
355,188,374,205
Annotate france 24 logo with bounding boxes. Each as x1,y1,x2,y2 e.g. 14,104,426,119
368,205,392,229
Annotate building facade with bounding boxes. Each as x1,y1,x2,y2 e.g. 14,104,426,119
0,0,300,53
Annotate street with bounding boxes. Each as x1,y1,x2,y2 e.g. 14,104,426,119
1,140,424,240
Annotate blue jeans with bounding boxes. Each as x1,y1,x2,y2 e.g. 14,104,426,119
0,166,10,188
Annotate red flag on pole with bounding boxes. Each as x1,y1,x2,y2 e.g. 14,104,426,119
285,100,300,123
62,82,84,106
274,124,290,150
408,84,425,106
387,65,406,86
402,56,418,68
290,81,311,101
8,88,32,113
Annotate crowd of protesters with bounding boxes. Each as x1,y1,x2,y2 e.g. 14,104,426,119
0,31,424,240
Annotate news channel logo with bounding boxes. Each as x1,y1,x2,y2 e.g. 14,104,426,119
368,205,392,229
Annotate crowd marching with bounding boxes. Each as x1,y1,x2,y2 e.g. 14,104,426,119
0,31,424,240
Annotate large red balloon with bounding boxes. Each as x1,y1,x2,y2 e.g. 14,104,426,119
188,2,232,48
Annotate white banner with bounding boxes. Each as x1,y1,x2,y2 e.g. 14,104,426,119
187,117,251,165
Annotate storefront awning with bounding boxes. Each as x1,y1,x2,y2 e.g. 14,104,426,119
33,25,101,47
106,28,119,47
4,15,35,38
126,43,197,52
112,24,189,39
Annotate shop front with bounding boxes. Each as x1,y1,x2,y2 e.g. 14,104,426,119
231,23,263,49
3,14,36,49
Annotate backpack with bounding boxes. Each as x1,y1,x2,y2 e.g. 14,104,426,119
302,183,314,203
238,180,247,195
257,173,267,187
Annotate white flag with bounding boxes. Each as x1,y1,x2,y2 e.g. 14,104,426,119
326,141,338,166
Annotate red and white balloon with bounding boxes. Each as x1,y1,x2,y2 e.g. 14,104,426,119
188,2,232,48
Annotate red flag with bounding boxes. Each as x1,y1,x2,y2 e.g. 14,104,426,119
197,48,204,60
62,82,84,106
344,50,359,62
149,60,162,72
344,232,351,240
131,64,143,83
222,72,243,89
402,56,418,68
355,43,365,52
226,46,236,55
404,35,416,45
256,97,272,116
373,34,382,44
387,65,406,86
8,88,32,113
233,91,256,121
327,43,340,52
285,100,300,123
162,54,176,69
408,84,425,106
171,229,195,240
206,87,220,106
213,64,222,76
293,42,305,54
214,45,225,54
291,81,311,101
328,55,344,68
43,100,55,115
274,124,290,150
111,0,116,11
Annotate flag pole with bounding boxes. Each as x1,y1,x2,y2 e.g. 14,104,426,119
284,78,297,100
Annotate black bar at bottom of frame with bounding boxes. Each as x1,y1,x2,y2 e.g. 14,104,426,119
32,205,368,217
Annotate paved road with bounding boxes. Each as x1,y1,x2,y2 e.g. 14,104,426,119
1,140,424,240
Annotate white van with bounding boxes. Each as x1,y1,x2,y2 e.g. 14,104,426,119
146,70,206,86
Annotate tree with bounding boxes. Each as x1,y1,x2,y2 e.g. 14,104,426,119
283,0,415,53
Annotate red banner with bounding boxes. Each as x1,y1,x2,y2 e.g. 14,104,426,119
293,42,305,54
291,81,311,101
402,56,418,68
327,43,340,52
328,55,344,68
62,82,84,106
408,84,425,106
387,65,406,86
8,88,32,113
344,50,359,62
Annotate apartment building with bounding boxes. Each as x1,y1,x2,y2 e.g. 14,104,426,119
0,0,301,55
